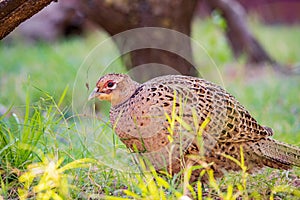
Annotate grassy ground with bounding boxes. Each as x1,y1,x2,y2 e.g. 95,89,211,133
0,18,300,199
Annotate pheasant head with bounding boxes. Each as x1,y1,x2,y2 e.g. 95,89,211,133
88,73,140,106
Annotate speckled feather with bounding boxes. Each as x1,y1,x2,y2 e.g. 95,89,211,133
92,73,300,181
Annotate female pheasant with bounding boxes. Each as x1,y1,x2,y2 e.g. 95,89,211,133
89,73,300,180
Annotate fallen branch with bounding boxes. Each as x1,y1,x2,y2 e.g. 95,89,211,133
0,0,55,39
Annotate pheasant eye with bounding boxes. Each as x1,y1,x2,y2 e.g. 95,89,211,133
107,81,115,88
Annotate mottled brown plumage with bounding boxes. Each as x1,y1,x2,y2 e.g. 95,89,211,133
89,73,300,181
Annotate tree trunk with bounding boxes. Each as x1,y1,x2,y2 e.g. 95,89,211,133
0,0,55,39
205,0,276,65
78,0,199,81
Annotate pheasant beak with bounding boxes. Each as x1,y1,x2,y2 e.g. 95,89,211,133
88,87,112,102
88,87,101,101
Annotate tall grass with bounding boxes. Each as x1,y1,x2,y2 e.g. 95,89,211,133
0,84,98,199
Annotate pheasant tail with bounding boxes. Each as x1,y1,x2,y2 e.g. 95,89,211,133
253,138,300,168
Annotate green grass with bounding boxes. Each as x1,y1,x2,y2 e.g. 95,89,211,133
251,22,300,64
0,18,300,199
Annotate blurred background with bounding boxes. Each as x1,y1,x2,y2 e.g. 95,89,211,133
1,0,300,138
0,1,300,198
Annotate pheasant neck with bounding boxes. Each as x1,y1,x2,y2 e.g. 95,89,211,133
111,80,140,107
